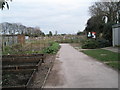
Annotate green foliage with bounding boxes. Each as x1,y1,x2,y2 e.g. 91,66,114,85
82,39,111,49
47,31,53,37
96,38,111,48
85,16,105,35
40,32,45,36
2,46,13,55
2,39,56,55
102,22,115,45
77,31,85,35
24,50,42,54
82,39,98,49
3,44,23,55
42,42,60,54
85,2,118,44
61,34,66,36
49,41,55,46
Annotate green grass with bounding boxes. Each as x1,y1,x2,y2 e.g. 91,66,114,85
82,49,120,70
107,62,120,70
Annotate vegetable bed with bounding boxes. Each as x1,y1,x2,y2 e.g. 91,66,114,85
2,70,36,88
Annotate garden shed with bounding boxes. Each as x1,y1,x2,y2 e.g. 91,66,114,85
112,24,120,47
2,34,25,50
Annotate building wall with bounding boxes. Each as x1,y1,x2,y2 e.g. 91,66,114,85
2,34,25,48
2,35,18,46
112,24,120,47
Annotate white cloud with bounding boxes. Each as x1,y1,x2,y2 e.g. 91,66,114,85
15,0,91,4
1,0,92,34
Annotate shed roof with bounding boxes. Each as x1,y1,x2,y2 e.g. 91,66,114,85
112,24,120,28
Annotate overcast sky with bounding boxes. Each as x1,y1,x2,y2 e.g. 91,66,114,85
0,0,96,34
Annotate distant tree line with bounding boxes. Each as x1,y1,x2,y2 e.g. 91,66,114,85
46,31,53,37
77,31,85,35
0,22,45,37
84,1,120,45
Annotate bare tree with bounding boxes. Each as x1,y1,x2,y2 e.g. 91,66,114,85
89,1,120,23
0,0,12,10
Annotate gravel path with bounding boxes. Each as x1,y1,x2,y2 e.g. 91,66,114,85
44,44,118,88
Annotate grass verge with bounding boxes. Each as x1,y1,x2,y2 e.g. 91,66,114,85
82,49,120,70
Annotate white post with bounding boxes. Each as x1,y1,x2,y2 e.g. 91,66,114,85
112,28,115,47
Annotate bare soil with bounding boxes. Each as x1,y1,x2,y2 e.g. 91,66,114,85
31,54,56,88
2,54,56,88
2,71,32,87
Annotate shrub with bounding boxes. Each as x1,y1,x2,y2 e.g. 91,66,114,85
82,39,98,49
42,42,60,54
96,38,111,48
81,38,111,49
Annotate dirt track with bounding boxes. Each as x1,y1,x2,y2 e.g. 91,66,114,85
44,44,118,88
